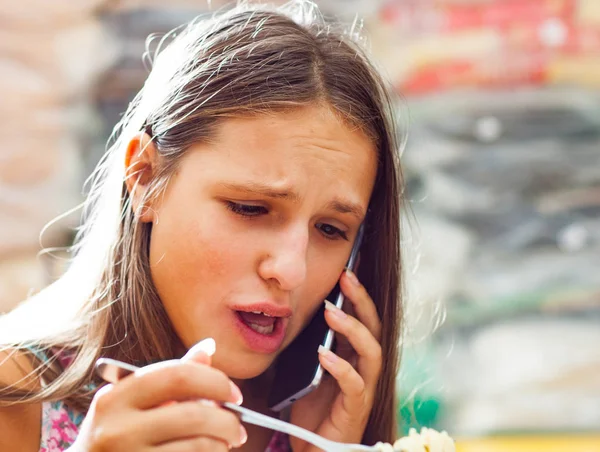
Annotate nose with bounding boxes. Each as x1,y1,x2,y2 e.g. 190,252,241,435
258,226,308,291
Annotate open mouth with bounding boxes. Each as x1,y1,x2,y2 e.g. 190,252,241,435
236,311,279,335
232,306,290,354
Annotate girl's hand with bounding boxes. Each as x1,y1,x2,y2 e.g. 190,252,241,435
72,342,247,451
289,269,383,451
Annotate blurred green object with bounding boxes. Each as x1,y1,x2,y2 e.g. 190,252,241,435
396,343,444,435
398,396,441,436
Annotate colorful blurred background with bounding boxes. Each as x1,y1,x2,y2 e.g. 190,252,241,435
1,0,599,450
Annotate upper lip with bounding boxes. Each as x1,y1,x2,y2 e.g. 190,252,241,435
232,302,292,318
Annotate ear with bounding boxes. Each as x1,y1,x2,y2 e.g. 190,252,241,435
124,132,159,223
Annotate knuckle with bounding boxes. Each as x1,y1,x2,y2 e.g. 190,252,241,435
167,364,193,389
93,388,116,417
340,316,359,337
354,376,367,398
340,360,354,378
345,315,359,331
342,366,365,397
370,343,383,364
182,403,210,425
342,364,362,390
91,425,121,450
354,319,370,340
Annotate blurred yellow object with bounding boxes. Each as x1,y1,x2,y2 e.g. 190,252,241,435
577,0,600,26
548,56,600,88
456,435,600,452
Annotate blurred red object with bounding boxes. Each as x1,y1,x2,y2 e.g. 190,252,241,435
400,53,549,94
380,0,576,34
378,0,600,95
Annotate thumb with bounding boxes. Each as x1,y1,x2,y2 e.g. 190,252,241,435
181,337,216,365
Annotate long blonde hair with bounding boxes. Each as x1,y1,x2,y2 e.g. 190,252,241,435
0,0,405,444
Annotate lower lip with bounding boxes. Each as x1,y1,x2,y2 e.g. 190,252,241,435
233,312,287,354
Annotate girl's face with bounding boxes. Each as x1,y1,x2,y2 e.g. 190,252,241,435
147,105,377,379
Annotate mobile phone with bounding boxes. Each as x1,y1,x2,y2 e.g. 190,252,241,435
268,223,365,412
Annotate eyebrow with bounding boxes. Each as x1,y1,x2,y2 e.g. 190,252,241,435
325,199,365,220
217,181,366,220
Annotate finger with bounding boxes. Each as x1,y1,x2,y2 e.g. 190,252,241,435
181,351,212,367
324,301,382,388
340,269,382,341
180,337,216,366
317,347,367,415
141,400,246,448
112,360,243,409
156,436,230,452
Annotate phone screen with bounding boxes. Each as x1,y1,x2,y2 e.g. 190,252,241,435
268,224,364,412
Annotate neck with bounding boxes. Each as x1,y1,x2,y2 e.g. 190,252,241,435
233,363,277,413
232,365,281,452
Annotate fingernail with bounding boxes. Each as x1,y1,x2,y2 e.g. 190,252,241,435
184,337,216,359
324,299,347,319
345,269,360,286
239,425,248,446
230,381,243,405
318,345,339,363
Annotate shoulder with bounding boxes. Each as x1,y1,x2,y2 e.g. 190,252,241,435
0,348,40,387
0,348,43,452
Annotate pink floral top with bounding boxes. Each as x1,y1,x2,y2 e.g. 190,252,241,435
31,348,290,451
39,400,85,451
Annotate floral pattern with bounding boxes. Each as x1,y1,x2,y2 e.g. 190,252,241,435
39,400,84,452
266,431,292,451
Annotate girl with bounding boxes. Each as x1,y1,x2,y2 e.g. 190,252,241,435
0,1,404,450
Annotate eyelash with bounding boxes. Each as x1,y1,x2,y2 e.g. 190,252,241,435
226,201,267,217
225,201,348,240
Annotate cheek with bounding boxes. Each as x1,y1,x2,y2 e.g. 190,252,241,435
312,251,348,299
196,227,247,280
149,208,247,303
291,256,345,329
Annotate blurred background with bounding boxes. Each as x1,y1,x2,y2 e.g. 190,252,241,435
1,0,599,450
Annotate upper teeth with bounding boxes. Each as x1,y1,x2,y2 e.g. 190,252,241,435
251,310,273,317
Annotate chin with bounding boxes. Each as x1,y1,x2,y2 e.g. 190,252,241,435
216,356,274,380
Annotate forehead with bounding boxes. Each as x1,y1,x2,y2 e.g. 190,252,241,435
215,106,375,166
177,105,378,205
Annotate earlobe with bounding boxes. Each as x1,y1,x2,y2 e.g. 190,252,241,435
124,132,159,223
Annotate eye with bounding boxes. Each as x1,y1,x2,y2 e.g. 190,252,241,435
226,201,268,217
316,223,348,241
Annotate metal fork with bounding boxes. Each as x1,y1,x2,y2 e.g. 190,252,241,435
95,358,379,452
